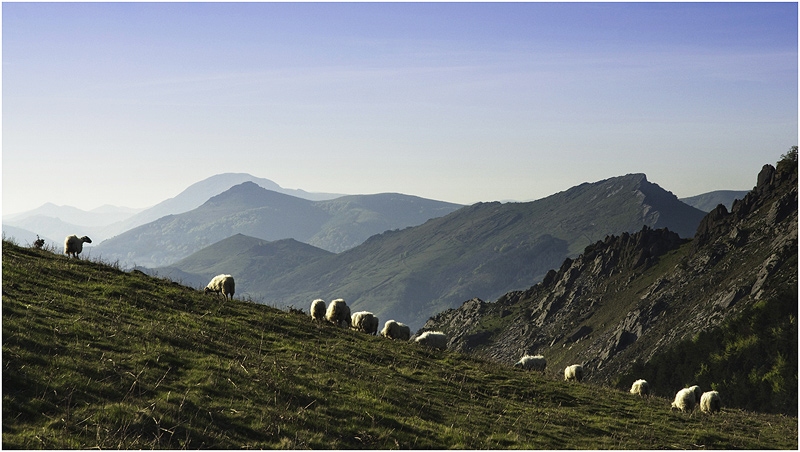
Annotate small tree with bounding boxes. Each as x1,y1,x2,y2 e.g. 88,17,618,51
777,146,797,174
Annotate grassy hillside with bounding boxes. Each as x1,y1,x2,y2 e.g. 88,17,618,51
3,241,796,449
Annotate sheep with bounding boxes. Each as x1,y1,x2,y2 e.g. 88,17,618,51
351,311,377,334
380,320,411,341
204,274,235,300
33,235,45,250
64,235,92,258
514,355,546,371
671,387,697,412
366,315,379,335
415,331,447,350
688,385,703,404
564,364,584,382
325,298,351,328
630,379,650,396
310,299,326,322
700,391,721,414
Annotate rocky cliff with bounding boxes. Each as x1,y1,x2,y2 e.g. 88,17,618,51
421,161,797,412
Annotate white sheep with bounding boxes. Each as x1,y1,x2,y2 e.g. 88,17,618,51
415,331,447,350
671,387,697,412
310,299,326,322
564,364,584,382
325,298,351,327
380,320,410,341
700,391,721,414
64,235,92,259
351,311,377,334
514,355,546,371
630,379,650,396
204,274,235,300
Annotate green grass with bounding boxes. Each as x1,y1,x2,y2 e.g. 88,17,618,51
3,241,797,449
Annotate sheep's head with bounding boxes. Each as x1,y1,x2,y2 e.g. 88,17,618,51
204,287,214,294
80,236,92,244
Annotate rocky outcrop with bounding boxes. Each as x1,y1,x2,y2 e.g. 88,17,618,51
422,225,687,365
422,161,797,394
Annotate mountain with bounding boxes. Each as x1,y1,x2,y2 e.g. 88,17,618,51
4,240,795,449
420,161,797,414
1,225,56,248
3,202,143,225
2,173,345,246
166,173,706,330
93,183,463,268
2,203,143,248
680,190,749,212
104,173,345,237
151,234,334,296
3,215,95,249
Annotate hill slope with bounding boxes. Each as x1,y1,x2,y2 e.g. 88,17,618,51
93,183,462,267
193,173,705,329
2,241,796,449
421,161,798,414
152,234,334,296
680,190,749,212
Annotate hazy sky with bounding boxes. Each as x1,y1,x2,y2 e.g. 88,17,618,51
3,2,797,215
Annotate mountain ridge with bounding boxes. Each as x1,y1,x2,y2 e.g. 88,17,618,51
94,184,463,268
420,159,798,414
163,172,707,330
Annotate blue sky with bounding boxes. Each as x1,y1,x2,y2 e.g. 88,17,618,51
3,2,797,215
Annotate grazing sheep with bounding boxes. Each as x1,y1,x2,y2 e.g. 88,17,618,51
688,385,703,404
671,388,697,412
325,298,351,327
310,299,326,322
64,235,92,258
33,235,45,250
351,311,377,334
366,315,379,335
700,391,721,414
514,355,547,371
564,364,584,382
380,320,411,341
415,331,447,350
204,274,235,300
630,379,650,396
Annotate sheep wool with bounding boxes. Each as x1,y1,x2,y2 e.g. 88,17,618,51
380,320,411,341
366,316,380,335
204,274,235,300
64,235,92,259
415,331,447,350
310,299,326,322
351,311,377,334
514,355,546,371
325,299,351,327
671,388,697,412
564,364,584,382
688,385,703,404
630,379,650,396
700,391,721,414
